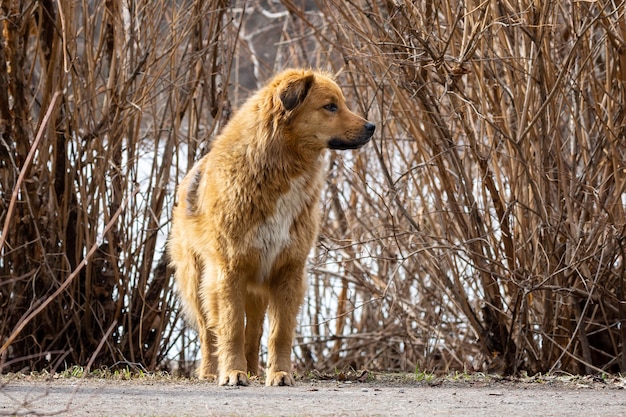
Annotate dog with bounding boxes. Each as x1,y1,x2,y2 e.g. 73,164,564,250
168,69,375,386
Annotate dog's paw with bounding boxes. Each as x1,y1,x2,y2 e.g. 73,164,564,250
265,370,294,386
198,373,217,382
219,370,249,386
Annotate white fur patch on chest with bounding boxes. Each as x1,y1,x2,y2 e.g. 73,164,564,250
249,175,312,282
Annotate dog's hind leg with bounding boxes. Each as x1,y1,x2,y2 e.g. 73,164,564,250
197,285,218,380
196,324,218,380
214,267,249,386
245,291,268,376
169,235,218,380
189,259,218,380
265,262,306,386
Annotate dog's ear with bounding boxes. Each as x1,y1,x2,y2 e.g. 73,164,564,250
279,74,315,111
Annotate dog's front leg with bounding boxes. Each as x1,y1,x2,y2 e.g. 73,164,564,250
215,269,249,386
266,263,306,386
245,291,268,376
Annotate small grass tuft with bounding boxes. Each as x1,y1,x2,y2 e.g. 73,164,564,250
413,365,435,383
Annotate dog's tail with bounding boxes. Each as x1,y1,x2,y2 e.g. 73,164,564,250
167,211,203,331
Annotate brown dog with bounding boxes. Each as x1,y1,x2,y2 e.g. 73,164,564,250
168,69,375,386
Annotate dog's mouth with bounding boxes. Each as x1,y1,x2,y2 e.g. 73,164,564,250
328,136,371,150
328,123,376,150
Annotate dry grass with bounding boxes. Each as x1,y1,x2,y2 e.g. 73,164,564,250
1,0,625,376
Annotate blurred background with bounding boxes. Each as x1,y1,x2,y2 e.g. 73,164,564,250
1,0,625,377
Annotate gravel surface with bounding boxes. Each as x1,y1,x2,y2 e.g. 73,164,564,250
1,374,625,416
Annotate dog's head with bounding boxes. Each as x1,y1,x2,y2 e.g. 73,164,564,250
274,70,376,151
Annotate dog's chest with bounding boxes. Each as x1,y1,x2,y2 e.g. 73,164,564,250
249,175,315,281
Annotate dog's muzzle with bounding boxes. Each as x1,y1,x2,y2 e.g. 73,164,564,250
328,122,376,150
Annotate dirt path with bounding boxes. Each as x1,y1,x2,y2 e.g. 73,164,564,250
1,375,625,416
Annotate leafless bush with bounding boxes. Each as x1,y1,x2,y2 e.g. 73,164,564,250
0,0,237,373
294,0,626,374
2,0,625,376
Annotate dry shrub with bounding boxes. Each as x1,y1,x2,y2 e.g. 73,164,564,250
0,0,235,373
2,0,625,376
295,0,626,374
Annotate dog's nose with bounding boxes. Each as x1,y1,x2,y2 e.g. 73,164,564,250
365,122,376,134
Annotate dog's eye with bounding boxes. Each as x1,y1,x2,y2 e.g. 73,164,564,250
323,103,338,112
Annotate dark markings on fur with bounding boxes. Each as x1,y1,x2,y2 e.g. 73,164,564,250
186,168,202,216
280,74,315,111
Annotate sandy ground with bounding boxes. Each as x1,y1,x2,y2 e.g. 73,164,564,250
1,374,625,416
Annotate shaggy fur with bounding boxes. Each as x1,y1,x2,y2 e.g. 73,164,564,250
168,69,375,386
